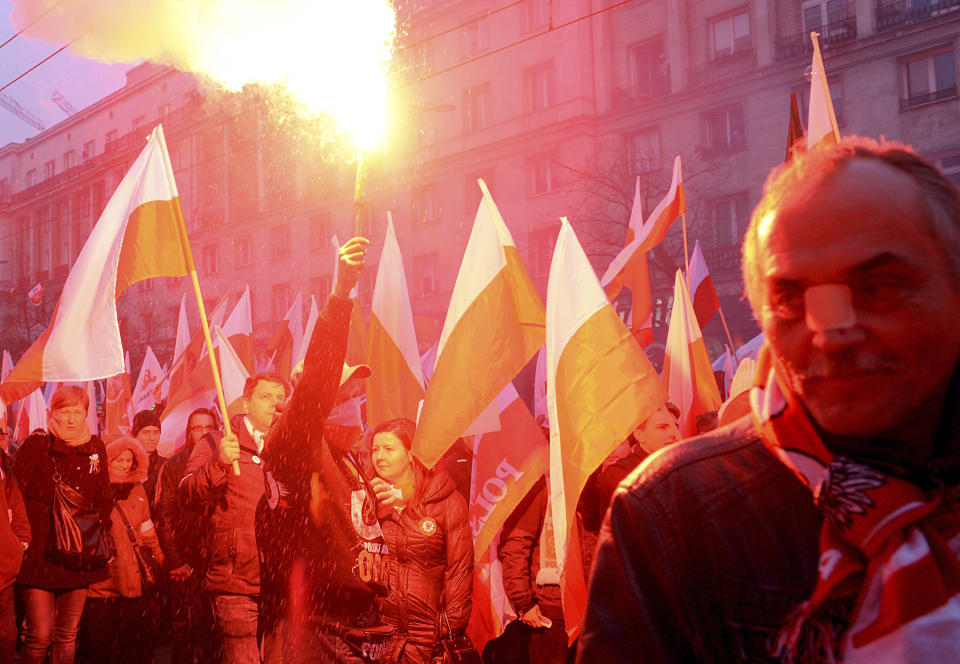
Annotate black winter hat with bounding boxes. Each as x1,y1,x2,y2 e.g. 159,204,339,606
132,409,162,437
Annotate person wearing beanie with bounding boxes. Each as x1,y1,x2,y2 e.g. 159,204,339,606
132,410,163,510
76,435,164,664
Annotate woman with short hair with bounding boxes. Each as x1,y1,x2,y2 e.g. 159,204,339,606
13,386,112,664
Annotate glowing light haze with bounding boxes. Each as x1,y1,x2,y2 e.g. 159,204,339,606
11,0,397,149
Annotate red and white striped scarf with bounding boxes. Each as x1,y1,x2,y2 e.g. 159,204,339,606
750,348,960,663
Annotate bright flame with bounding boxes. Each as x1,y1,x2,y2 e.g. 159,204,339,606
12,0,397,150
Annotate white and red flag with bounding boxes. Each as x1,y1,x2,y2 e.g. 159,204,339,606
13,389,47,443
293,295,319,371
131,346,164,413
663,270,722,438
367,214,426,428
213,326,251,419
1,125,191,404
546,218,664,641
266,291,304,380
104,351,134,435
601,157,685,346
413,179,545,469
27,283,43,305
466,383,547,651
807,31,841,150
687,240,720,329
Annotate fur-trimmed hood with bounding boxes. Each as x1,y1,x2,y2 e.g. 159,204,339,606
104,435,149,485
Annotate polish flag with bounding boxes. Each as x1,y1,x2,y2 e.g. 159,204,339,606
807,32,840,150
105,351,134,435
293,295,319,371
166,294,229,406
13,389,47,443
27,283,43,305
266,292,303,381
220,286,254,373
367,214,426,428
663,270,722,438
601,157,685,346
470,383,549,561
547,218,664,641
131,346,164,413
413,179,545,469
1,126,191,404
466,538,515,652
213,326,250,419
687,240,720,329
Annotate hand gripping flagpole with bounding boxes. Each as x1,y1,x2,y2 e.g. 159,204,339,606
157,126,240,476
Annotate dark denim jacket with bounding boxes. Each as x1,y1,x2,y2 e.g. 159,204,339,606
577,416,822,663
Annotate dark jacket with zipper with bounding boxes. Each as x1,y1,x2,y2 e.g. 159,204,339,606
155,436,213,572
0,452,30,591
379,471,472,663
180,413,264,596
14,432,112,589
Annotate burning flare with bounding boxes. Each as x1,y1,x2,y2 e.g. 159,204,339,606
11,0,397,149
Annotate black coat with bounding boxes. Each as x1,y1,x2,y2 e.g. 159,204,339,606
13,433,112,589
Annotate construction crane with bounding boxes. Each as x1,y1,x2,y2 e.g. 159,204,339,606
0,92,45,132
50,90,77,116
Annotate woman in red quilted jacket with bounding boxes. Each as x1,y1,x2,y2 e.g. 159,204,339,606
370,419,473,664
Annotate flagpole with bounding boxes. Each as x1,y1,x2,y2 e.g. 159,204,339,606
354,152,367,237
680,212,690,275
716,306,738,362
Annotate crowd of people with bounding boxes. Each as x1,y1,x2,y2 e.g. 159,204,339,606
0,137,957,664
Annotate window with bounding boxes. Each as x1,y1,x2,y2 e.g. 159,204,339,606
629,38,669,98
43,160,55,180
133,115,146,130
710,9,751,59
62,150,75,171
415,253,440,295
82,140,95,161
309,212,331,250
463,84,492,132
803,0,847,32
55,200,70,269
461,19,489,59
709,194,750,245
105,130,118,147
139,279,155,292
525,0,550,30
411,43,431,76
270,225,290,258
25,169,36,187
938,154,960,189
529,155,557,195
202,245,219,275
626,128,661,173
795,78,845,125
235,235,252,267
528,226,559,278
271,283,291,321
704,105,746,154
413,185,439,224
524,62,554,112
901,48,957,108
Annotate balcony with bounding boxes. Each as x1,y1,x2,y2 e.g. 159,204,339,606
877,0,960,30
687,48,757,88
899,85,958,109
774,17,857,61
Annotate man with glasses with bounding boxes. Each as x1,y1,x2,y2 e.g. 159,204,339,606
155,408,221,663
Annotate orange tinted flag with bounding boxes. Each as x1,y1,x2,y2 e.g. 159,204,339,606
807,32,841,150
1,125,191,404
663,270,722,437
413,179,545,469
367,215,426,428
547,218,664,641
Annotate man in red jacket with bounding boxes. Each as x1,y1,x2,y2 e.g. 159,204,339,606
180,372,287,664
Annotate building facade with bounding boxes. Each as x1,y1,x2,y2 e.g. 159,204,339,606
1,0,958,374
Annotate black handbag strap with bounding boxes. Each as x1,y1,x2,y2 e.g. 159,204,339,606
114,501,141,548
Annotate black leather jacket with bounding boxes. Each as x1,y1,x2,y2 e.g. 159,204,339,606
577,416,822,663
